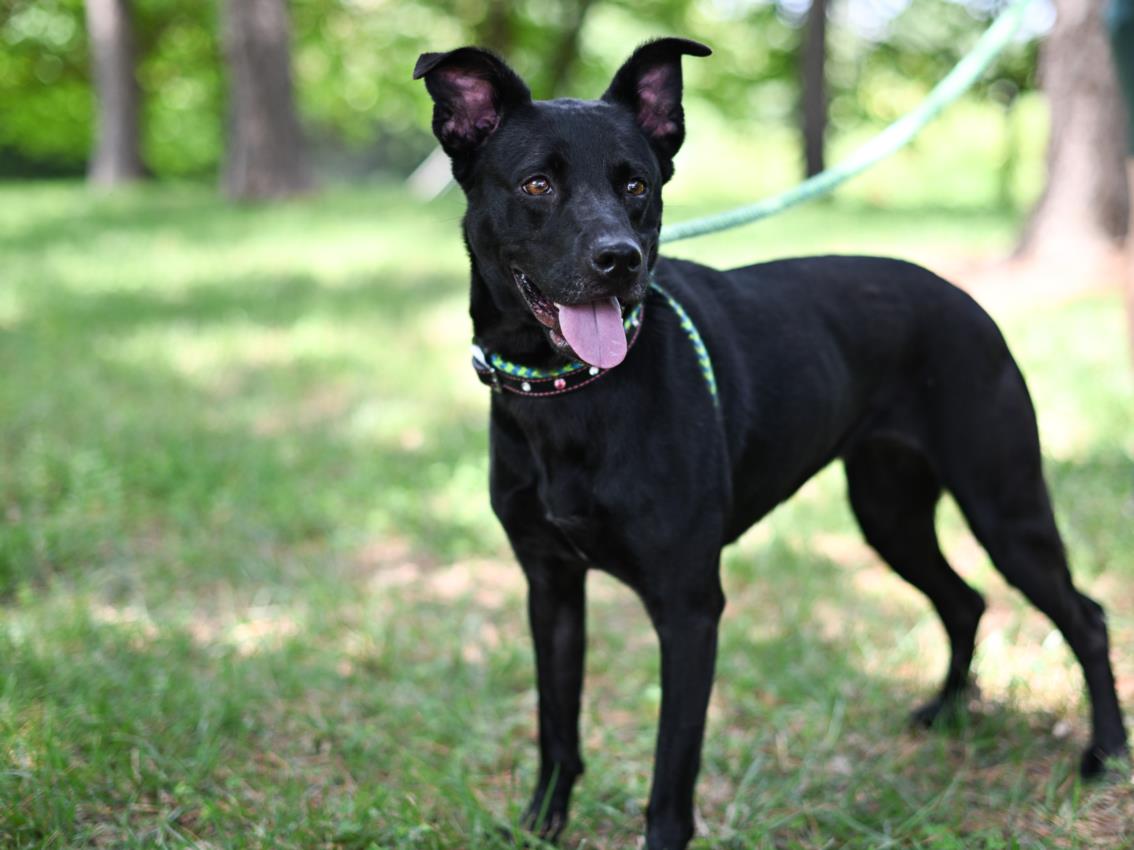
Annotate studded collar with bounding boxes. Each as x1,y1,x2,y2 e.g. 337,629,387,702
471,300,645,397
470,278,719,405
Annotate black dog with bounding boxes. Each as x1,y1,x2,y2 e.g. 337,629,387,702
414,38,1128,850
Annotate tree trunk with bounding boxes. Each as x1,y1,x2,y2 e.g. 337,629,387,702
1016,0,1129,267
1107,2,1134,367
85,0,146,185
1126,162,1134,369
546,0,596,96
221,0,312,200
476,0,515,54
801,0,829,178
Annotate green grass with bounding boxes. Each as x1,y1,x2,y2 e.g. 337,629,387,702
1,172,1132,849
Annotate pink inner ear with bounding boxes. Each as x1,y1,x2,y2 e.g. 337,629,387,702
635,65,678,139
440,69,500,142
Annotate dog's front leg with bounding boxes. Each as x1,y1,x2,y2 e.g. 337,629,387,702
519,555,587,841
641,573,725,850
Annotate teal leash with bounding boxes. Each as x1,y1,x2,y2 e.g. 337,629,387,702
659,0,1036,245
649,281,719,405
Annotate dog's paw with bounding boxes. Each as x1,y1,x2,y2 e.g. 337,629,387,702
495,821,560,849
1079,742,1131,780
909,683,979,730
515,802,566,845
910,699,946,729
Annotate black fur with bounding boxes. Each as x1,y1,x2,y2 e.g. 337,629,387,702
415,39,1128,850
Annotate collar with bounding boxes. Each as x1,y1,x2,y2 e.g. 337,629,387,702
470,278,719,406
472,300,645,397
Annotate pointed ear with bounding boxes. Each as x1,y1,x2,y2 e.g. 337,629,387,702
601,38,711,180
413,47,531,157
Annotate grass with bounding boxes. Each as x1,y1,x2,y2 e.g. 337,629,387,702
1,163,1132,849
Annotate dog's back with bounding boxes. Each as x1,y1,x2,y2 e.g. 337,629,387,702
655,255,1011,533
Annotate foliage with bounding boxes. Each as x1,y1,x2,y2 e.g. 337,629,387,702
0,0,1039,178
0,0,90,174
290,0,461,148
133,0,224,177
845,0,1040,124
0,0,221,176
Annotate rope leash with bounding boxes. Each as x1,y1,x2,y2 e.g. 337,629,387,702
659,0,1037,245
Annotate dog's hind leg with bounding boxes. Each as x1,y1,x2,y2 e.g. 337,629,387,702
844,439,987,726
939,362,1128,777
952,482,1128,776
949,468,1128,776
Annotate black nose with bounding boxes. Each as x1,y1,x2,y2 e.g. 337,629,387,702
591,238,642,279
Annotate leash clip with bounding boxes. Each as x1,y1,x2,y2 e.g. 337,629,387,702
471,343,503,393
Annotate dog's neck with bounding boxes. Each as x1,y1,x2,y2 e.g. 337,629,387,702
467,261,574,371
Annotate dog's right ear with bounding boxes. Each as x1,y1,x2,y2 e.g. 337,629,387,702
413,48,531,159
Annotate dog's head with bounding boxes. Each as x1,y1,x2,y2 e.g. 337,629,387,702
414,39,710,368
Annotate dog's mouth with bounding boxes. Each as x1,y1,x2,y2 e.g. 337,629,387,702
512,268,628,369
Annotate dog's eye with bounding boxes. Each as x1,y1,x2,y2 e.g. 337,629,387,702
625,179,648,197
521,176,553,196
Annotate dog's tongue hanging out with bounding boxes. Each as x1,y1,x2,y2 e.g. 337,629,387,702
556,298,627,369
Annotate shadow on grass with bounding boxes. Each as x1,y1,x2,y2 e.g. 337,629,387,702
8,265,463,335
0,271,494,595
0,182,450,253
0,183,239,250
0,355,495,594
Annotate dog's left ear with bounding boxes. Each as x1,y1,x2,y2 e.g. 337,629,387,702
602,38,711,181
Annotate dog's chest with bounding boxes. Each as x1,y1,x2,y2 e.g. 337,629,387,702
495,378,728,574
534,458,604,545
539,491,632,577
518,426,635,565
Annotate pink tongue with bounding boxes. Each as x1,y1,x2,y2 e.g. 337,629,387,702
555,297,627,368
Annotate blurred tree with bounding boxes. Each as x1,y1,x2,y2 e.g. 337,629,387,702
221,0,312,198
85,0,146,184
469,0,602,97
1016,0,1129,266
0,0,1039,183
546,0,598,95
1104,0,1134,365
801,0,828,177
843,0,1036,119
476,0,515,53
0,1,223,177
0,0,91,176
134,0,224,177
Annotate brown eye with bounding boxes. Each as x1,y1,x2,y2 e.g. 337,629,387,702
521,176,552,196
625,179,647,196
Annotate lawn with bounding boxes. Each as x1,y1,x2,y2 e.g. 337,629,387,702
1,172,1132,849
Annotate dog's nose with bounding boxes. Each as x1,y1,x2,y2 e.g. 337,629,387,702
591,239,642,279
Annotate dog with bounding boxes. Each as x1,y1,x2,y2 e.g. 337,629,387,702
413,38,1128,850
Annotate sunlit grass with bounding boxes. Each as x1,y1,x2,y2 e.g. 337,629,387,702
1,177,1132,849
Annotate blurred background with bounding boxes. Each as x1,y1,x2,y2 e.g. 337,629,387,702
2,1,1133,848
6,0,1132,275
